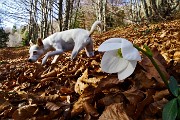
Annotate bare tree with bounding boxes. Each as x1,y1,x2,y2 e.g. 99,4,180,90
136,0,179,22
58,0,63,31
63,0,74,30
92,0,107,31
72,0,81,28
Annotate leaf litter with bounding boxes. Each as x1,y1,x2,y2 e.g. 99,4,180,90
0,19,179,119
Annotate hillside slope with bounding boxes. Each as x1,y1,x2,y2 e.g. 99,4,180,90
0,19,179,120
93,19,180,64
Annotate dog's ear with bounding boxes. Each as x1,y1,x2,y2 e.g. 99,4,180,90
29,39,35,46
37,38,43,47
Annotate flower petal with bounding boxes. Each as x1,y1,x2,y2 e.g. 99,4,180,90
121,39,141,61
101,38,123,43
117,60,137,80
101,50,129,73
98,38,124,51
98,43,122,52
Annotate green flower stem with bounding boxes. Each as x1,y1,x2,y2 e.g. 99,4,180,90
133,44,169,89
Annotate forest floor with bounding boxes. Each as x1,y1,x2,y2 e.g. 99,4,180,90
0,19,179,120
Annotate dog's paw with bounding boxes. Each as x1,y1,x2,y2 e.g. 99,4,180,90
71,51,78,60
42,57,47,65
51,60,56,64
86,51,94,57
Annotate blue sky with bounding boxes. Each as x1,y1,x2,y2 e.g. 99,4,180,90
0,0,130,28
0,0,27,28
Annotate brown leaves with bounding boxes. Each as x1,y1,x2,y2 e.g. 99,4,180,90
83,101,99,117
139,49,170,87
0,19,180,119
99,103,131,120
122,87,145,105
74,69,89,94
12,104,38,120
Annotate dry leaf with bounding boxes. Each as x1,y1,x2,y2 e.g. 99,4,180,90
140,54,169,87
134,89,155,120
99,103,131,120
160,30,167,38
173,51,180,62
98,93,124,107
12,104,38,120
144,98,168,117
122,87,145,105
38,94,60,102
83,101,99,117
40,77,56,82
60,86,74,95
40,69,57,78
153,89,169,101
0,101,11,113
46,102,60,111
134,69,156,89
74,69,89,94
95,76,120,93
71,86,94,117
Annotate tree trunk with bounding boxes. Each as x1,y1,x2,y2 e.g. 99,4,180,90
141,0,150,20
63,0,71,30
93,0,107,31
58,0,63,31
73,0,81,28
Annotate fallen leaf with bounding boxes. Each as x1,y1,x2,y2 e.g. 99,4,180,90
46,102,60,111
0,101,11,113
139,53,169,87
144,98,168,117
60,86,74,95
95,76,120,93
134,89,155,120
71,86,94,117
134,69,156,89
83,101,99,117
12,104,38,120
40,69,57,78
39,94,60,102
74,69,89,94
99,103,131,120
153,89,169,101
122,87,145,105
98,93,125,107
160,30,167,38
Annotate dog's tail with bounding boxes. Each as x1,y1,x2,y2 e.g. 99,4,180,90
89,21,102,36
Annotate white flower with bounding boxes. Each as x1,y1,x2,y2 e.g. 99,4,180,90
98,38,141,80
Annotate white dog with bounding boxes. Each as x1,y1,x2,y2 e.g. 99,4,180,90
28,21,101,65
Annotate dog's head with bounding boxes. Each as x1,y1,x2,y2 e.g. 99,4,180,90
28,38,45,63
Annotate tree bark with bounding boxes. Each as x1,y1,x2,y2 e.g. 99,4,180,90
63,0,71,30
58,0,63,31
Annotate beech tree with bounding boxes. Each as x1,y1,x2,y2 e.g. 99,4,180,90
127,0,179,22
92,0,107,31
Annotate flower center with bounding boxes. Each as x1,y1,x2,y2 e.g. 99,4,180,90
117,49,123,58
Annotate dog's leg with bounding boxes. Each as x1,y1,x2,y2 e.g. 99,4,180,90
42,49,63,65
71,44,85,60
51,55,60,64
85,40,94,57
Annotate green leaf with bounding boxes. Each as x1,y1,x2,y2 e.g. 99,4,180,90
176,96,180,119
169,76,179,97
162,98,178,120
